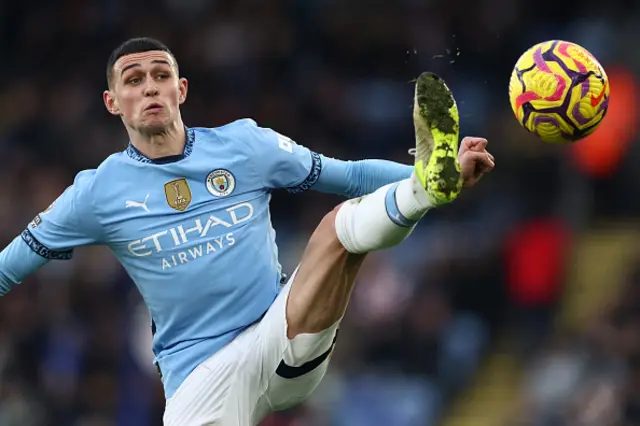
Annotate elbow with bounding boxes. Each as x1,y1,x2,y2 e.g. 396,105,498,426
347,162,373,198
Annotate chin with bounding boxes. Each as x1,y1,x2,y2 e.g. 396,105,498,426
140,119,171,135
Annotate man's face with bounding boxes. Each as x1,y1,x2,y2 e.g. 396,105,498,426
104,51,188,134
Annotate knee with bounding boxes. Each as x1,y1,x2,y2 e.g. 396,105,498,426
315,201,372,258
307,205,346,254
323,203,344,229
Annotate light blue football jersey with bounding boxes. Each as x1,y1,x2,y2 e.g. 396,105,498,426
0,119,412,397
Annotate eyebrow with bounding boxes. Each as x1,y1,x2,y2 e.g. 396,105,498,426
120,59,172,76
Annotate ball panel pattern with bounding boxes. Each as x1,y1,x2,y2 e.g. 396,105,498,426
509,40,609,143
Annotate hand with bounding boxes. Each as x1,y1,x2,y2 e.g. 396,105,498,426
458,137,495,188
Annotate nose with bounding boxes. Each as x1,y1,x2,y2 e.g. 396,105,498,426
143,79,159,97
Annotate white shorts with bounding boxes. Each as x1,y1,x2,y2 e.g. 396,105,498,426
163,276,340,426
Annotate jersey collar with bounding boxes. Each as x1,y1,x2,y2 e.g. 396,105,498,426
126,127,195,164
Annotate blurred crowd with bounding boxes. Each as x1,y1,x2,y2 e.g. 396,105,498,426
512,261,640,426
1,0,640,425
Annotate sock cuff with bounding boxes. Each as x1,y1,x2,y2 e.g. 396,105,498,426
385,182,419,228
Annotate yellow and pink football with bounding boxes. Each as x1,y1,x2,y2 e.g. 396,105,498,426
509,40,610,143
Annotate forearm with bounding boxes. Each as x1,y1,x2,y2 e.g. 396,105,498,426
313,155,413,198
0,236,48,295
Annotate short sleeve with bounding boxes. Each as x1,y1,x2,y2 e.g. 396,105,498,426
244,122,322,193
23,170,102,260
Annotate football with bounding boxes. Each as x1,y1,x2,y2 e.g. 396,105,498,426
509,40,610,143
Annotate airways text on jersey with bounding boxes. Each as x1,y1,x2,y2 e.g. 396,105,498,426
128,201,254,270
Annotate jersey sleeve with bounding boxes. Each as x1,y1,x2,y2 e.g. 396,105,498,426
23,169,102,260
313,156,413,198
244,121,322,193
0,236,49,295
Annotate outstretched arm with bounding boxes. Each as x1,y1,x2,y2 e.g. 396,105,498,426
313,156,412,199
243,121,493,197
0,170,102,295
314,136,495,198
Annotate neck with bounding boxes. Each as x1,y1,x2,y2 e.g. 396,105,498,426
128,120,186,159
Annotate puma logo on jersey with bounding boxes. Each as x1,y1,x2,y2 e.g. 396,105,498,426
126,194,150,213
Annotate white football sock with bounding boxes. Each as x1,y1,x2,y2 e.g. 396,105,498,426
334,173,433,254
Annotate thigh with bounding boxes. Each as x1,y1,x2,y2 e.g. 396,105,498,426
162,278,338,426
260,355,332,414
163,324,263,426
163,264,346,426
253,276,340,418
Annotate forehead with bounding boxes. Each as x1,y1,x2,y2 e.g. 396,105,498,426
113,51,176,74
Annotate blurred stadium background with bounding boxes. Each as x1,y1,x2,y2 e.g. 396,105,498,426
1,0,639,425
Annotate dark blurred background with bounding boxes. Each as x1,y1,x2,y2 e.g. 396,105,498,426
1,0,639,425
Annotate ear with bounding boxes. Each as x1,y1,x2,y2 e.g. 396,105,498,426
103,90,120,115
178,77,188,104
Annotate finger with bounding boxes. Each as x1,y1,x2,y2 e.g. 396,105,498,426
459,138,484,157
470,138,488,152
466,151,495,170
462,137,488,151
478,151,495,169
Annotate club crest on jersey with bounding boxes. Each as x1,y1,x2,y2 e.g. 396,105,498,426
164,178,192,211
206,169,235,197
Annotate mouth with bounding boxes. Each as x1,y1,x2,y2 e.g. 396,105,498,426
144,103,164,112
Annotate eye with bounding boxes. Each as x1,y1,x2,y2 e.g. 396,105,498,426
156,74,169,80
127,77,141,85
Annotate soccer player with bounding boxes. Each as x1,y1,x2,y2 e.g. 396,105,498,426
0,38,494,425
